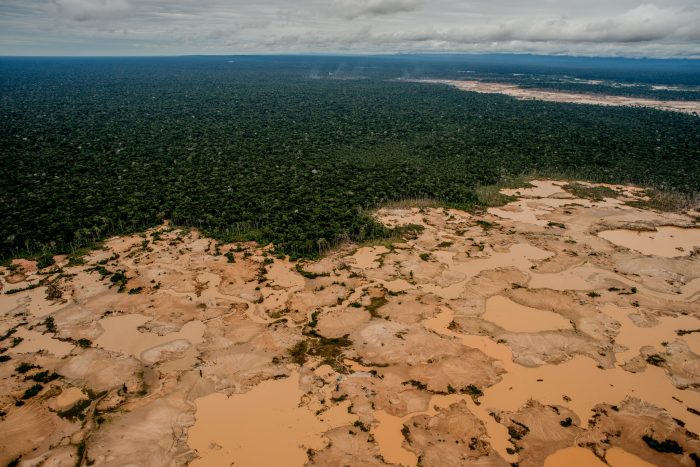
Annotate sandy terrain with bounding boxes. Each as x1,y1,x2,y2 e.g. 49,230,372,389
1,179,699,466
411,79,700,115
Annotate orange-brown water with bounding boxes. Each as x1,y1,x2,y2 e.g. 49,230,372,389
423,243,553,299
599,227,700,258
423,307,700,459
95,314,204,363
188,372,355,466
2,179,697,466
9,328,74,357
600,303,700,362
373,391,516,464
545,446,656,467
544,446,607,467
482,295,572,333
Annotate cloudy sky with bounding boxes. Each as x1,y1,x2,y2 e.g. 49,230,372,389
1,0,699,57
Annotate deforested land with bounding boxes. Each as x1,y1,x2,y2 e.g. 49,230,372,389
1,55,700,467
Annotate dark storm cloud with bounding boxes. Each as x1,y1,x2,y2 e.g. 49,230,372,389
0,0,698,57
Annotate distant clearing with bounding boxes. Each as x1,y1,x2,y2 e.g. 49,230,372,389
412,79,700,115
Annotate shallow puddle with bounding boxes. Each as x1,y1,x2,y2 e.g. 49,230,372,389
606,447,656,466
528,263,601,291
452,243,553,280
543,446,606,466
424,307,700,458
488,197,608,226
9,328,74,357
488,201,552,226
188,372,355,467
482,296,571,333
480,355,700,434
0,286,59,318
373,392,516,465
489,179,634,226
95,314,204,363
545,446,656,467
530,263,700,302
599,226,700,258
373,410,418,466
424,243,553,299
2,184,698,466
601,304,700,361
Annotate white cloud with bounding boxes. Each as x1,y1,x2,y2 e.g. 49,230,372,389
363,4,700,45
53,0,132,22
0,0,698,57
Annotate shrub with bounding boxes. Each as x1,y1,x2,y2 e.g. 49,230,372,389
22,383,43,399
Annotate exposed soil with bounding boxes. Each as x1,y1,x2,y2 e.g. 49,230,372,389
412,79,700,115
1,180,699,466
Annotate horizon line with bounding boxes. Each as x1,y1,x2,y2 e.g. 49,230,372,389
1,51,700,61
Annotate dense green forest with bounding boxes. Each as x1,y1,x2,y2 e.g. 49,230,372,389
1,55,699,259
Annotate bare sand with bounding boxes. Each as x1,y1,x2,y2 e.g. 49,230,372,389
1,179,699,466
411,79,700,115
51,387,88,412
